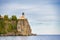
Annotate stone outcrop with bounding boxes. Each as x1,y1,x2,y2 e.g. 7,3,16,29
17,12,32,36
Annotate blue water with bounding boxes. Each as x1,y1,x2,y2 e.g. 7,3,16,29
0,35,60,40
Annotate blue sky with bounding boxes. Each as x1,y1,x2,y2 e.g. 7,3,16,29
0,0,60,35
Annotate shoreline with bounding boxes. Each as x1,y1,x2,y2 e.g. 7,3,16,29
0,33,37,36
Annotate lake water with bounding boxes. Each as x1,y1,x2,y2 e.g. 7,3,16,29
0,35,60,40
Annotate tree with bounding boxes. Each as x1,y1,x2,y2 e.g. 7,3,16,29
0,16,5,34
11,15,17,21
4,15,9,33
7,23,13,32
11,15,17,32
4,15,9,20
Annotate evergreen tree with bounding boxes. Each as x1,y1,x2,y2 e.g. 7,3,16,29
11,15,17,21
4,15,8,20
11,15,17,32
0,15,5,34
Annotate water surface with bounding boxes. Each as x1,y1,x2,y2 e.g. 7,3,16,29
0,35,60,40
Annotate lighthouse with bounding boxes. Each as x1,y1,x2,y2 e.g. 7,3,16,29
17,12,32,36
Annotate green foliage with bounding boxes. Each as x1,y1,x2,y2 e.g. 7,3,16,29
0,20,4,28
0,18,5,34
7,22,17,32
4,15,8,20
7,23,13,32
0,29,6,34
11,15,17,20
0,15,17,34
10,15,17,32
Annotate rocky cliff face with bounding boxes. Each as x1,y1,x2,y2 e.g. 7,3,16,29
17,13,32,36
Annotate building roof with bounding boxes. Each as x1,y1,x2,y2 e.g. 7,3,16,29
20,12,26,19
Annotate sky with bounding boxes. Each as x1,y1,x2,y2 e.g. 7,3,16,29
0,0,60,35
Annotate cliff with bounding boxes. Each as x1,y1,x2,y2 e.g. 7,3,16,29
0,13,32,36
